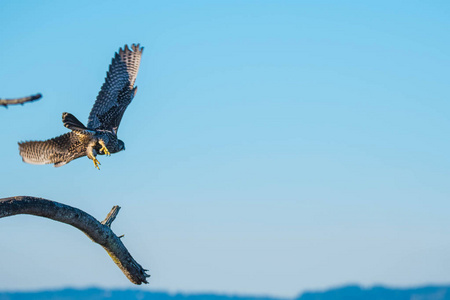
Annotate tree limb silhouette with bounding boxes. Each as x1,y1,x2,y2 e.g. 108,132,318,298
0,93,42,107
0,196,150,284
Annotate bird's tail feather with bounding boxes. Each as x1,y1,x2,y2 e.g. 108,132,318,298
62,112,88,131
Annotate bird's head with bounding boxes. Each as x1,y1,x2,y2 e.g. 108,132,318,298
118,139,126,151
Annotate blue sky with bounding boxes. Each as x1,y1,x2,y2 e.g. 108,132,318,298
1,0,450,297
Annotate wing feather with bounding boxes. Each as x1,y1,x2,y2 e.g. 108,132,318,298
18,132,86,167
87,44,144,133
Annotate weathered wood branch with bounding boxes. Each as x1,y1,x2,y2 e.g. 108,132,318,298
102,205,120,227
0,196,150,284
0,93,42,107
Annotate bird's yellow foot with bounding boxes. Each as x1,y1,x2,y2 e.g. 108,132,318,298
93,157,101,170
100,145,111,156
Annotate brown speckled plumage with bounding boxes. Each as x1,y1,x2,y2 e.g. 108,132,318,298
19,132,92,167
18,44,144,168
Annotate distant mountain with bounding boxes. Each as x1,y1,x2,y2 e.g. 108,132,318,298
1,285,450,300
297,285,450,300
0,288,278,300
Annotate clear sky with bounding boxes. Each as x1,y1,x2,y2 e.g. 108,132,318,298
1,0,450,298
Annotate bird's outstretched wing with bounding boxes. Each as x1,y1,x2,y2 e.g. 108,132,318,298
18,132,86,167
87,44,144,134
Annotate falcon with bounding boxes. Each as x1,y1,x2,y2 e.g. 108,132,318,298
18,44,144,169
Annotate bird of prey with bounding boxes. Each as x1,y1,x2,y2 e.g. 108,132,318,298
18,44,144,169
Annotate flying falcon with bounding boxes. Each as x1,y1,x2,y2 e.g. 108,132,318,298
18,44,144,169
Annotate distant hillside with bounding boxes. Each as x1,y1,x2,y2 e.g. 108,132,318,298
297,285,450,300
1,285,450,300
0,288,278,300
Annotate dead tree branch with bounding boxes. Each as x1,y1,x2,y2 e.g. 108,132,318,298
0,93,42,107
0,196,150,284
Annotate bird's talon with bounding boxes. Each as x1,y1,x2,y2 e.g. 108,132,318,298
93,158,101,170
100,145,111,156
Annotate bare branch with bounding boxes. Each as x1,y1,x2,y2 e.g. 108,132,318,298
102,205,120,227
0,196,150,284
0,93,42,107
